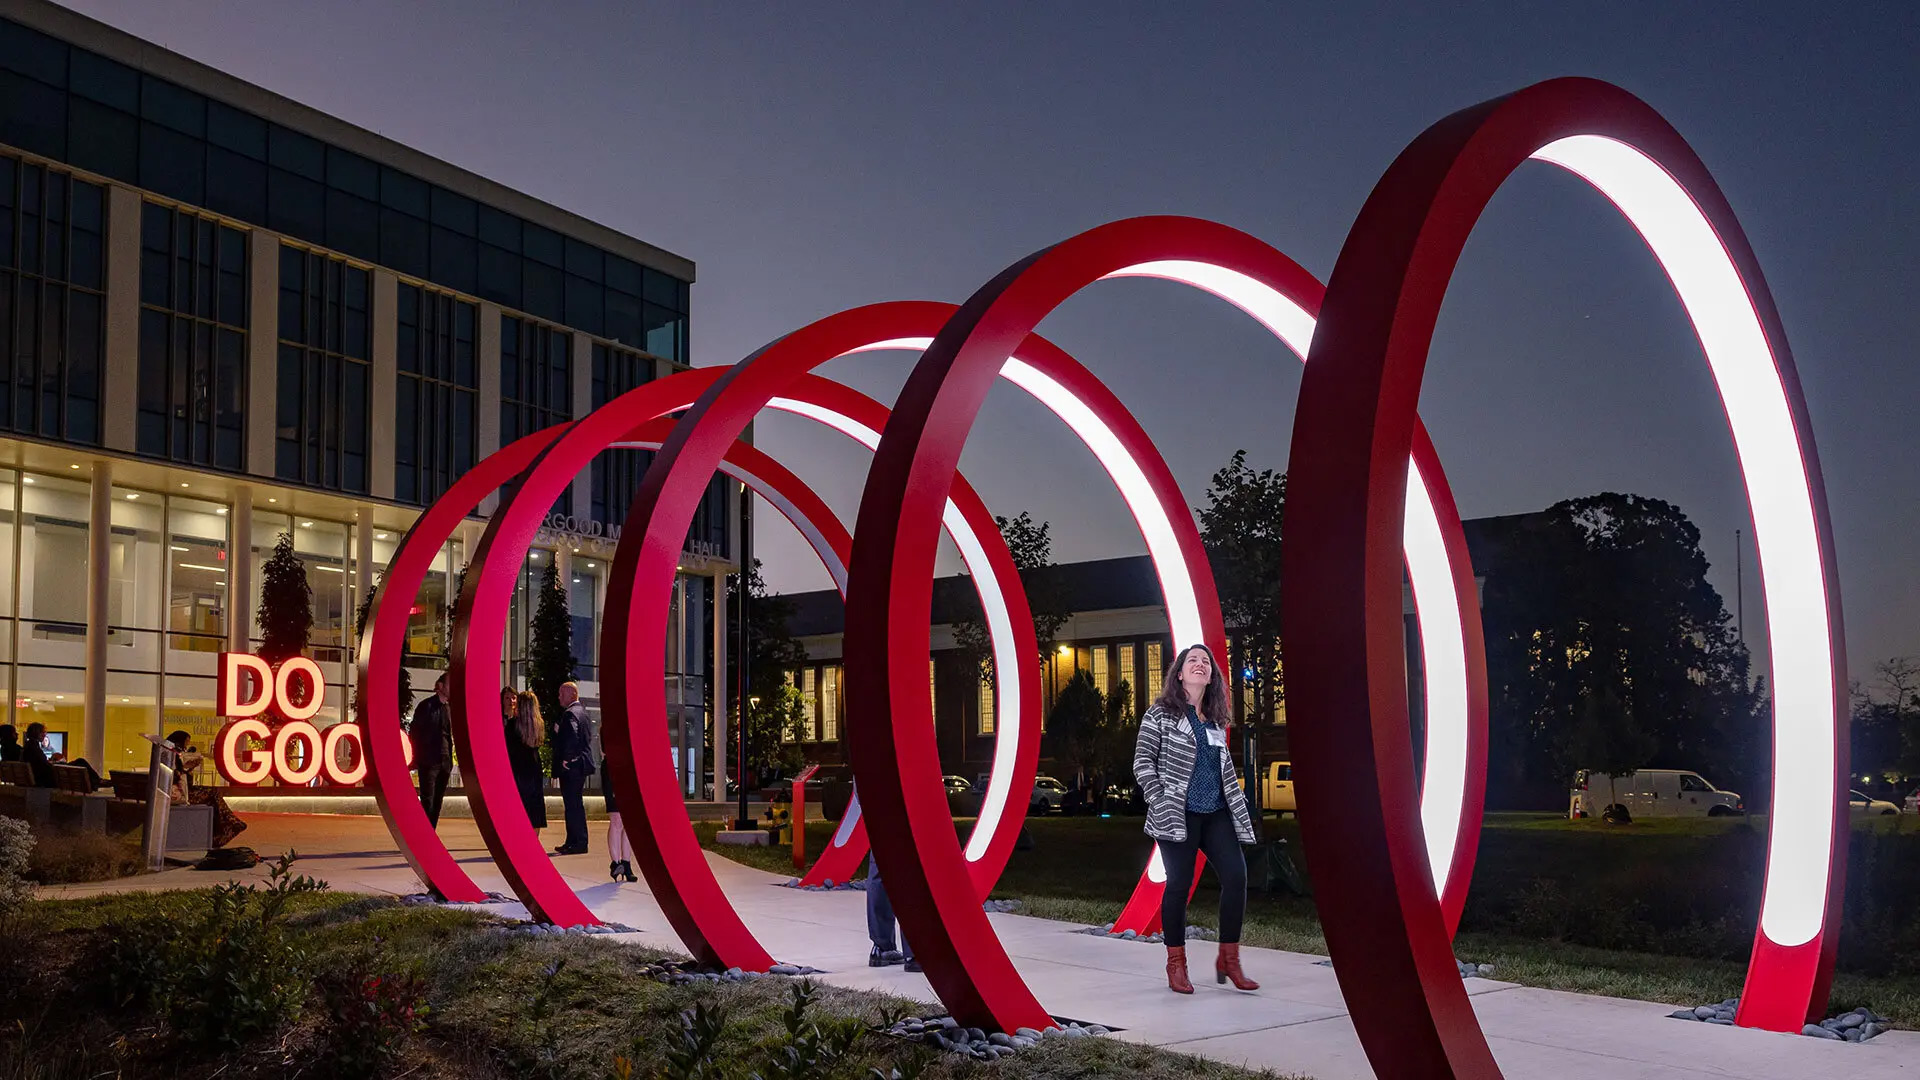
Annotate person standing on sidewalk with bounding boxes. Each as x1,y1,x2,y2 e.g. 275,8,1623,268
863,852,920,972
1132,643,1258,994
551,682,595,856
409,675,454,826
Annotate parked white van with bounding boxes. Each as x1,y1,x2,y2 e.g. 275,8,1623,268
1568,769,1744,822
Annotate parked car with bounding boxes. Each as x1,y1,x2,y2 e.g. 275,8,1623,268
1906,787,1920,815
1849,789,1901,817
942,775,974,794
1030,776,1067,813
1569,769,1743,823
1259,761,1296,817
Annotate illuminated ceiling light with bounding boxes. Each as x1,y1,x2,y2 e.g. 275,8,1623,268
585,562,595,568
178,562,228,572
300,521,313,528
20,477,33,485
215,508,228,515
121,698,130,703
54,695,63,700
180,482,189,488
125,493,139,500
68,464,79,470
376,532,388,540
1057,644,1071,656
268,497,277,503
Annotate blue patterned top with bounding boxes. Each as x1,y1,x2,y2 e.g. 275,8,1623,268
1184,706,1224,813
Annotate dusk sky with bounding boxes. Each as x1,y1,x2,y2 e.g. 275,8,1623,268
64,1,1919,679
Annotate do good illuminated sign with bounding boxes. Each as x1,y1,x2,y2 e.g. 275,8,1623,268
213,652,398,786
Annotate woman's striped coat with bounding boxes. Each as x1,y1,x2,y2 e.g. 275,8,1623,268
1131,702,1256,845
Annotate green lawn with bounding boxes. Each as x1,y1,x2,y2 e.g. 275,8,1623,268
11,886,1305,1080
699,810,1920,1027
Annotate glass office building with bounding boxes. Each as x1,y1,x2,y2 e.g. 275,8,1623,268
0,2,735,794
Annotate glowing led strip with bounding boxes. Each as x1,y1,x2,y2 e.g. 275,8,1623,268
766,394,1024,860
1531,135,1835,946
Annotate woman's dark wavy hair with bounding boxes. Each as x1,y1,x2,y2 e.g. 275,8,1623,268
1152,643,1231,726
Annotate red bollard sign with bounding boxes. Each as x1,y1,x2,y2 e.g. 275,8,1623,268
213,652,397,786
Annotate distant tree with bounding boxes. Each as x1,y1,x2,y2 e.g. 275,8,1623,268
352,590,412,726
1552,683,1658,821
257,532,313,670
1044,670,1107,795
1483,493,1763,806
726,559,810,784
527,562,575,734
953,511,1073,686
1198,450,1287,727
1096,678,1139,804
1853,657,1920,781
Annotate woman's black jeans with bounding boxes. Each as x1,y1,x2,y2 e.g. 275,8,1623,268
1159,809,1246,948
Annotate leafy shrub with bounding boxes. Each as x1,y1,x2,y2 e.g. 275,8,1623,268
0,819,31,932
318,970,431,1079
23,826,141,885
103,851,328,1048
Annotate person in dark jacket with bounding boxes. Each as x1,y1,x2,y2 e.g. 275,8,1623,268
0,724,19,762
21,722,53,786
550,682,595,855
505,688,547,831
408,675,454,826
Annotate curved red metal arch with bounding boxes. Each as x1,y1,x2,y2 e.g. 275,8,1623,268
455,370,1033,942
1287,77,1846,1077
827,218,1484,1032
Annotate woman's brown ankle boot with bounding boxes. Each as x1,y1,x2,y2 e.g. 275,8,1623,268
1166,945,1194,994
1215,942,1259,991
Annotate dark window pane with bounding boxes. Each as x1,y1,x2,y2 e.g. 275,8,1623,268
523,260,562,322
267,168,324,242
138,121,205,204
326,146,378,199
565,275,602,335
477,205,518,250
564,238,601,280
429,186,476,233
606,254,642,296
203,147,266,223
523,222,562,267
0,21,67,86
0,71,67,159
267,124,324,179
643,302,679,359
428,226,476,295
605,288,639,348
477,242,519,307
324,188,377,261
380,166,428,216
65,97,138,183
380,208,428,278
216,327,243,426
69,50,138,110
140,76,205,136
69,179,101,230
68,222,101,291
206,101,266,158
643,267,680,308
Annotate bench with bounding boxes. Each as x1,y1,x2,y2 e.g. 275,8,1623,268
104,769,213,853
49,764,108,830
0,759,49,823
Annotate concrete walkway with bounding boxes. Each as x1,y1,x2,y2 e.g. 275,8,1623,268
40,814,1920,1080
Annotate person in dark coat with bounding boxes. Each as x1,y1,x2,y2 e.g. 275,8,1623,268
0,724,19,762
550,682,595,855
408,675,454,826
505,688,547,831
21,722,53,786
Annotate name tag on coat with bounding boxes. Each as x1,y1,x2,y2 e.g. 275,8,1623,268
1206,726,1227,748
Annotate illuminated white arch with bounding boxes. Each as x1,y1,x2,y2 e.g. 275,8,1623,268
1531,136,1835,947
849,268,1474,895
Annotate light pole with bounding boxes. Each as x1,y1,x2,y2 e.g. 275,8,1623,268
735,489,753,829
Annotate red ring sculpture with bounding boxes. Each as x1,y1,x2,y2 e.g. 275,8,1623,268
836,219,1486,1031
361,368,1031,923
458,369,1036,940
1287,77,1845,1076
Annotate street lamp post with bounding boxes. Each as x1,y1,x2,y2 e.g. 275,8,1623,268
735,490,753,829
